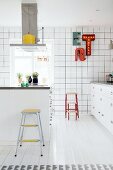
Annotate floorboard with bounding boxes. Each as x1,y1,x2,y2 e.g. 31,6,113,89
1,115,113,165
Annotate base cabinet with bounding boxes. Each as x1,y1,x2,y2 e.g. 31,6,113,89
91,83,113,135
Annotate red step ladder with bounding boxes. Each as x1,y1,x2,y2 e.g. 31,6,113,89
65,93,79,120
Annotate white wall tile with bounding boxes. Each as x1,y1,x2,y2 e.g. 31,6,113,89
110,33,113,38
0,27,4,32
66,27,72,33
71,27,77,32
99,26,105,32
4,39,9,45
0,33,3,38
9,33,15,39
105,33,111,39
99,44,105,49
0,39,3,44
99,50,105,55
83,26,89,33
66,39,72,45
0,67,9,72
0,46,3,55
76,27,83,32
66,32,72,39
55,27,65,33
105,39,110,45
99,33,105,38
14,33,21,39
0,26,112,115
94,27,100,33
55,32,65,39
104,50,111,55
4,79,10,86
44,27,54,33
94,39,99,45
55,39,65,45
98,39,104,44
3,45,10,55
104,26,110,32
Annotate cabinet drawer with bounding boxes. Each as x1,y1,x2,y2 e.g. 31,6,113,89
99,86,113,99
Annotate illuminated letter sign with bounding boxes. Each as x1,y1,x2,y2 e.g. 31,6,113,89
82,34,95,56
75,48,86,61
73,32,81,46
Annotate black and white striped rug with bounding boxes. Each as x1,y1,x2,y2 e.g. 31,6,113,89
1,165,113,170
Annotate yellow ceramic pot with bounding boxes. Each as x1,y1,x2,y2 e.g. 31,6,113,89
22,33,36,44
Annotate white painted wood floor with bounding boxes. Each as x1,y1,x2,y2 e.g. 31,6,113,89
0,115,113,166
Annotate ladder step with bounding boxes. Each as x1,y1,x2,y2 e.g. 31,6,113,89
21,139,40,142
21,124,38,127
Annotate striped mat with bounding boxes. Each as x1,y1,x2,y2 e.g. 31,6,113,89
1,164,113,170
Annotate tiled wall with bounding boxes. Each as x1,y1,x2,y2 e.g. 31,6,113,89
0,26,113,115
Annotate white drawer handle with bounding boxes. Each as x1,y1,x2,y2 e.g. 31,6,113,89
110,103,113,107
111,121,113,124
102,114,104,117
100,98,102,101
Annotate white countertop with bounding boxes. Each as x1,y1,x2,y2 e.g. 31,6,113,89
91,81,113,87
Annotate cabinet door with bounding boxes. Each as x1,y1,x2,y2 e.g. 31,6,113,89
109,101,113,135
99,96,109,126
91,84,96,115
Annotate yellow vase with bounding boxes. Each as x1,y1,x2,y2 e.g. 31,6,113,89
22,33,36,44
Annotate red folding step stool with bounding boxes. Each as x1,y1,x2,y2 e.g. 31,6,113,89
65,93,79,120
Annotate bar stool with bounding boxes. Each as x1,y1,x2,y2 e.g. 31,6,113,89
65,93,79,120
15,109,45,157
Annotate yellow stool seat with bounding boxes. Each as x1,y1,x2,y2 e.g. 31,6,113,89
22,109,40,113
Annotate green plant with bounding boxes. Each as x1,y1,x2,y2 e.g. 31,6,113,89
26,74,31,80
17,73,23,79
32,72,39,78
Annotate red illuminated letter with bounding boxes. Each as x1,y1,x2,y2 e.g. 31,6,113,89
82,34,95,56
75,48,86,61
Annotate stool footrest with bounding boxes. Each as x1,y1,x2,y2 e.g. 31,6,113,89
21,124,38,127
20,139,40,142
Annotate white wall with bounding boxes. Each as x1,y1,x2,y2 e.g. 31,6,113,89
38,0,113,26
0,0,21,26
0,0,113,26
0,26,113,115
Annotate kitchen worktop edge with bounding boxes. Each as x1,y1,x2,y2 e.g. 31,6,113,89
0,86,50,90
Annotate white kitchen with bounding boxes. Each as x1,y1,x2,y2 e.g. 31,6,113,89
0,0,113,169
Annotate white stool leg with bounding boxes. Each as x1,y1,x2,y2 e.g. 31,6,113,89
15,113,24,157
20,113,26,147
38,113,45,146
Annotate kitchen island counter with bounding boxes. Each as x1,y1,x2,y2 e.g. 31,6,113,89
0,86,50,89
0,87,50,144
